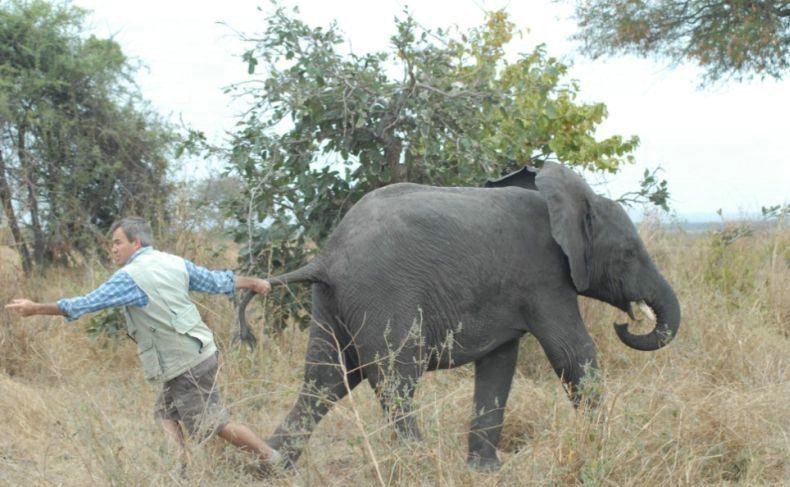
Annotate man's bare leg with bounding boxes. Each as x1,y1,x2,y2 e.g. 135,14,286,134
161,419,188,477
218,421,281,464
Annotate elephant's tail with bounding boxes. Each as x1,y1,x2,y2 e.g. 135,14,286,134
237,261,323,347
266,260,324,287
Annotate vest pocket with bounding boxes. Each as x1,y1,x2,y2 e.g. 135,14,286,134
136,337,163,381
170,306,201,333
170,306,212,351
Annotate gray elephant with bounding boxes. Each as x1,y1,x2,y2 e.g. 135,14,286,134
239,161,681,469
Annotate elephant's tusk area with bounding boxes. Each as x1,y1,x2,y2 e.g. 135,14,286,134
625,300,657,324
637,300,657,322
627,302,637,321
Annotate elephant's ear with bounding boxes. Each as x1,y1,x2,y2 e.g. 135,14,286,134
535,162,595,292
484,166,538,190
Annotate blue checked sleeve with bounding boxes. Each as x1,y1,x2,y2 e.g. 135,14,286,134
184,260,236,297
56,271,148,321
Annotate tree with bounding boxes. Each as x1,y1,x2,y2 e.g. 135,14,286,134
0,0,175,272
569,0,790,83
213,6,641,328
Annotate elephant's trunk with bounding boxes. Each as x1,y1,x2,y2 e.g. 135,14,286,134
614,276,681,351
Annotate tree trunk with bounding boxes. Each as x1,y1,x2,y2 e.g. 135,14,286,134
17,123,45,266
43,127,67,264
383,134,403,185
0,150,32,274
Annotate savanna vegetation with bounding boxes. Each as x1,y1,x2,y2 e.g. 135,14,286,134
1,212,788,485
1,1,787,486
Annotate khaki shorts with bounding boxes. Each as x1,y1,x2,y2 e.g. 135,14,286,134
154,352,230,440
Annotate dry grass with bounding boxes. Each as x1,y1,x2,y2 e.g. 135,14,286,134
1,221,788,486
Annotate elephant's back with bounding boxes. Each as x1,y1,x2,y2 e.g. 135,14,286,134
320,183,552,284
336,183,544,233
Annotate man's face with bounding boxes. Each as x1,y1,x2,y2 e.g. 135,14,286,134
111,227,142,266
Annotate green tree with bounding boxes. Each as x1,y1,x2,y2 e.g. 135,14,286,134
219,7,640,328
569,0,790,83
0,0,175,272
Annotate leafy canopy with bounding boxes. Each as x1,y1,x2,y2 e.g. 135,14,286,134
569,0,790,83
214,6,642,328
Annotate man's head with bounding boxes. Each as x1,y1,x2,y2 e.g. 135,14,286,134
109,217,153,266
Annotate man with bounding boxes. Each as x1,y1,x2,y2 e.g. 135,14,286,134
5,216,280,475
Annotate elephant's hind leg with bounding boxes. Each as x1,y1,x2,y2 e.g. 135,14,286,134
266,317,363,466
367,360,423,441
467,339,519,470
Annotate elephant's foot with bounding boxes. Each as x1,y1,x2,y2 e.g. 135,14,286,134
467,452,502,472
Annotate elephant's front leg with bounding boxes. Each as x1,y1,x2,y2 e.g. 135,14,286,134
266,321,362,466
531,301,600,410
467,339,519,470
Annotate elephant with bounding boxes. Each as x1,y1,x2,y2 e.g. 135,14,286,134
238,161,681,470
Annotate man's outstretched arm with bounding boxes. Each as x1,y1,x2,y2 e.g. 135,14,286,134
5,271,147,321
5,299,67,318
184,260,271,296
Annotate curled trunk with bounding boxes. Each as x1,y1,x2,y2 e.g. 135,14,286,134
614,279,681,351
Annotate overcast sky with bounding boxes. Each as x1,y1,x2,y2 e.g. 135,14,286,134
73,0,789,221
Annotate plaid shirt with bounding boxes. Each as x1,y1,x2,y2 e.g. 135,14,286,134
57,247,236,321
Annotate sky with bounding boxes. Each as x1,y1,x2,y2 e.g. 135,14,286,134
73,0,789,221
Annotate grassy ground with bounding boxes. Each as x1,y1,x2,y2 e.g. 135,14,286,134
0,220,787,486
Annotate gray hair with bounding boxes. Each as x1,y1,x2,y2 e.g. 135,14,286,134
110,217,153,247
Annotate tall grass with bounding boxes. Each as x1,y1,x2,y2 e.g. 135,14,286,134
0,220,787,485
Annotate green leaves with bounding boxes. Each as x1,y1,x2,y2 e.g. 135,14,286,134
242,50,258,74
617,167,671,212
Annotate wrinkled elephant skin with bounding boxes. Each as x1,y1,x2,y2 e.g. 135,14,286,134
239,162,681,469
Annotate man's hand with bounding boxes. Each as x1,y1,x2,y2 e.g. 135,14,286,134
235,277,272,295
5,299,66,317
249,278,272,295
5,299,41,317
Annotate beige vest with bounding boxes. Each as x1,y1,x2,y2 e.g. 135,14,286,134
122,248,217,383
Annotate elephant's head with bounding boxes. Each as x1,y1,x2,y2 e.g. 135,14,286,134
487,162,681,351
